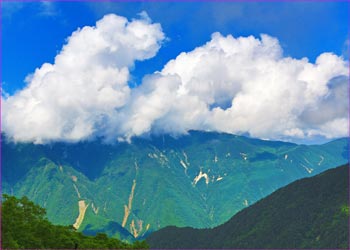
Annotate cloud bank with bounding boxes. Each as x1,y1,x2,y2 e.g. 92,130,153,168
2,13,348,144
2,13,164,143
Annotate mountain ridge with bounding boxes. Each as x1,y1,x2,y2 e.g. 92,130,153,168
147,164,350,249
2,131,348,240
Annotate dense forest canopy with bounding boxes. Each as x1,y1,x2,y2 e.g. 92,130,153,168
1,194,148,249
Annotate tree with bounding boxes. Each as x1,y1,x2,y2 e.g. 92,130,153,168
1,194,148,249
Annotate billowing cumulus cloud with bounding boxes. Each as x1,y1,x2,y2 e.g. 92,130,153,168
2,14,348,144
2,13,164,143
120,32,348,141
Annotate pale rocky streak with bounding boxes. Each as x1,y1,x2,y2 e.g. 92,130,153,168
180,160,188,170
303,157,311,165
151,153,158,159
134,161,139,172
240,153,248,161
183,151,190,165
243,199,249,206
73,184,81,199
122,179,136,227
158,152,169,165
148,153,156,159
73,200,89,229
318,155,324,165
91,202,99,215
193,170,210,185
130,219,143,238
300,164,313,174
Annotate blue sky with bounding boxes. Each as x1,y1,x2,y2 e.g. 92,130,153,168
1,1,349,144
3,1,349,95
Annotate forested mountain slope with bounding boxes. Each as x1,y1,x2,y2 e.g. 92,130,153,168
2,131,348,239
147,164,349,249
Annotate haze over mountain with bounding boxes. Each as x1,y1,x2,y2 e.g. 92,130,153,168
2,131,348,240
147,164,350,249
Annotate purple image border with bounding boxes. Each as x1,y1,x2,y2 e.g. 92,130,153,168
2,0,350,4
0,1,349,250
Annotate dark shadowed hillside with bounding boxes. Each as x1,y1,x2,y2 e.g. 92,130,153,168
147,164,350,249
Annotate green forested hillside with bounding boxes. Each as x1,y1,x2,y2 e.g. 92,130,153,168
147,164,350,249
1,194,148,249
2,132,348,239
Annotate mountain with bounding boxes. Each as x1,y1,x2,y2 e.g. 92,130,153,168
147,164,350,249
2,131,349,240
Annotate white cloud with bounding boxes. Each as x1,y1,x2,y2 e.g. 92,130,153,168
2,13,164,143
119,32,348,141
2,15,348,144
